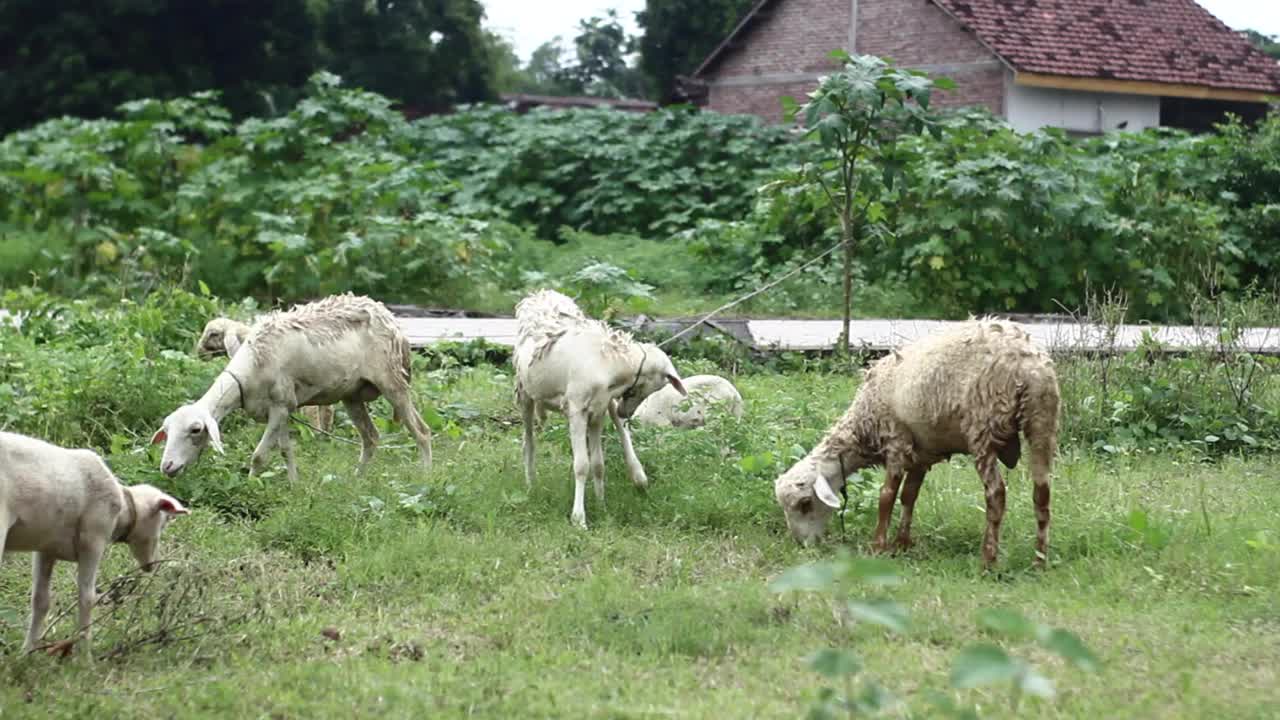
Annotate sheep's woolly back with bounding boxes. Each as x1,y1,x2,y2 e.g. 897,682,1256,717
244,293,411,380
817,317,1058,465
514,289,635,361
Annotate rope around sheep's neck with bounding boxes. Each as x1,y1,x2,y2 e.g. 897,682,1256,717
223,369,246,411
838,453,850,539
113,490,137,544
620,346,647,403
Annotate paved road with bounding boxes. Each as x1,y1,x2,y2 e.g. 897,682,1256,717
397,315,1280,355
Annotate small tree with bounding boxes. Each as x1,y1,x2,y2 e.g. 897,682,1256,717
778,53,951,353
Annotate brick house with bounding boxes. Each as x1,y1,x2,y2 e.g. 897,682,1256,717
680,0,1280,134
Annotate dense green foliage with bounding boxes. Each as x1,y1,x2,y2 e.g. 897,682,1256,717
317,0,495,114
0,0,496,134
0,0,318,134
412,103,802,238
2,71,1280,321
0,75,518,303
751,108,1280,320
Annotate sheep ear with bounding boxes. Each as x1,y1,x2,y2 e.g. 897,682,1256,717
151,428,167,445
224,333,241,357
667,374,688,396
813,474,842,509
157,496,190,516
204,412,225,455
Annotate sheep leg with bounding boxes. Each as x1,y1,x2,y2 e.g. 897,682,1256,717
894,468,927,550
977,455,1007,570
568,409,592,529
74,542,106,661
519,394,537,490
278,422,299,484
249,407,291,478
588,412,606,508
387,390,433,472
871,469,905,553
316,404,336,433
609,402,647,489
344,399,379,473
23,552,55,653
1029,430,1056,568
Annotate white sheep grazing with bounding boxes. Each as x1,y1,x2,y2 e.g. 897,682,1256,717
194,316,336,433
1,431,189,658
154,293,433,482
774,318,1060,569
630,374,744,428
513,289,687,528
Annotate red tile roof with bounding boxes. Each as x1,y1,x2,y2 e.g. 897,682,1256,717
931,0,1280,94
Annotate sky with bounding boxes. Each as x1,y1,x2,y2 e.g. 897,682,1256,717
481,0,1280,63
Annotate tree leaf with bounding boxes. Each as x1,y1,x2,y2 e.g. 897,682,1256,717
807,648,862,678
1040,629,1101,672
951,643,1019,689
845,599,910,634
975,608,1036,640
844,557,903,586
768,560,841,593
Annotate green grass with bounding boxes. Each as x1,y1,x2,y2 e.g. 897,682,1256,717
1,365,1278,718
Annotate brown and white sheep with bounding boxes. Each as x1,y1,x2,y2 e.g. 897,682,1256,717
774,318,1060,569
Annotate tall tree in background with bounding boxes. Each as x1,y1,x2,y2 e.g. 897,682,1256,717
0,0,317,133
556,11,649,99
637,0,754,103
1244,30,1280,59
319,0,495,113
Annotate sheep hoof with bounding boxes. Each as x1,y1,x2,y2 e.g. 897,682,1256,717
571,515,588,530
45,640,76,659
894,536,914,551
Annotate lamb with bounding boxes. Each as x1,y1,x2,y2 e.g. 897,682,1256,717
1,431,189,658
154,293,433,482
774,318,1060,569
630,374,744,428
194,316,335,433
513,289,687,528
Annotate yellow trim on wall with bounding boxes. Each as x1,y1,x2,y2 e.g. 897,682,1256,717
1014,71,1276,103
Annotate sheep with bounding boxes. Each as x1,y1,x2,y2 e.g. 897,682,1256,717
513,289,687,528
194,316,335,433
1,431,189,659
630,374,744,428
774,318,1060,570
154,293,433,482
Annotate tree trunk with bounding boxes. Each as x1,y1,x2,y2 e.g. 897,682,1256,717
838,214,853,356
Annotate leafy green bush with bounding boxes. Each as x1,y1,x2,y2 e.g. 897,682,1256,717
0,75,516,304
0,288,223,449
751,108,1280,322
409,103,805,238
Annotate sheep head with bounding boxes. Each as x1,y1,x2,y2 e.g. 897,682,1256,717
615,343,687,419
194,318,246,359
152,404,224,477
119,484,190,570
774,455,850,545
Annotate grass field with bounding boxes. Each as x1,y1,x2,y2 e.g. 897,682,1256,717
1,362,1278,719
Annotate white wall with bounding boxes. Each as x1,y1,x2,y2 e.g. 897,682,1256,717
1004,71,1160,134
